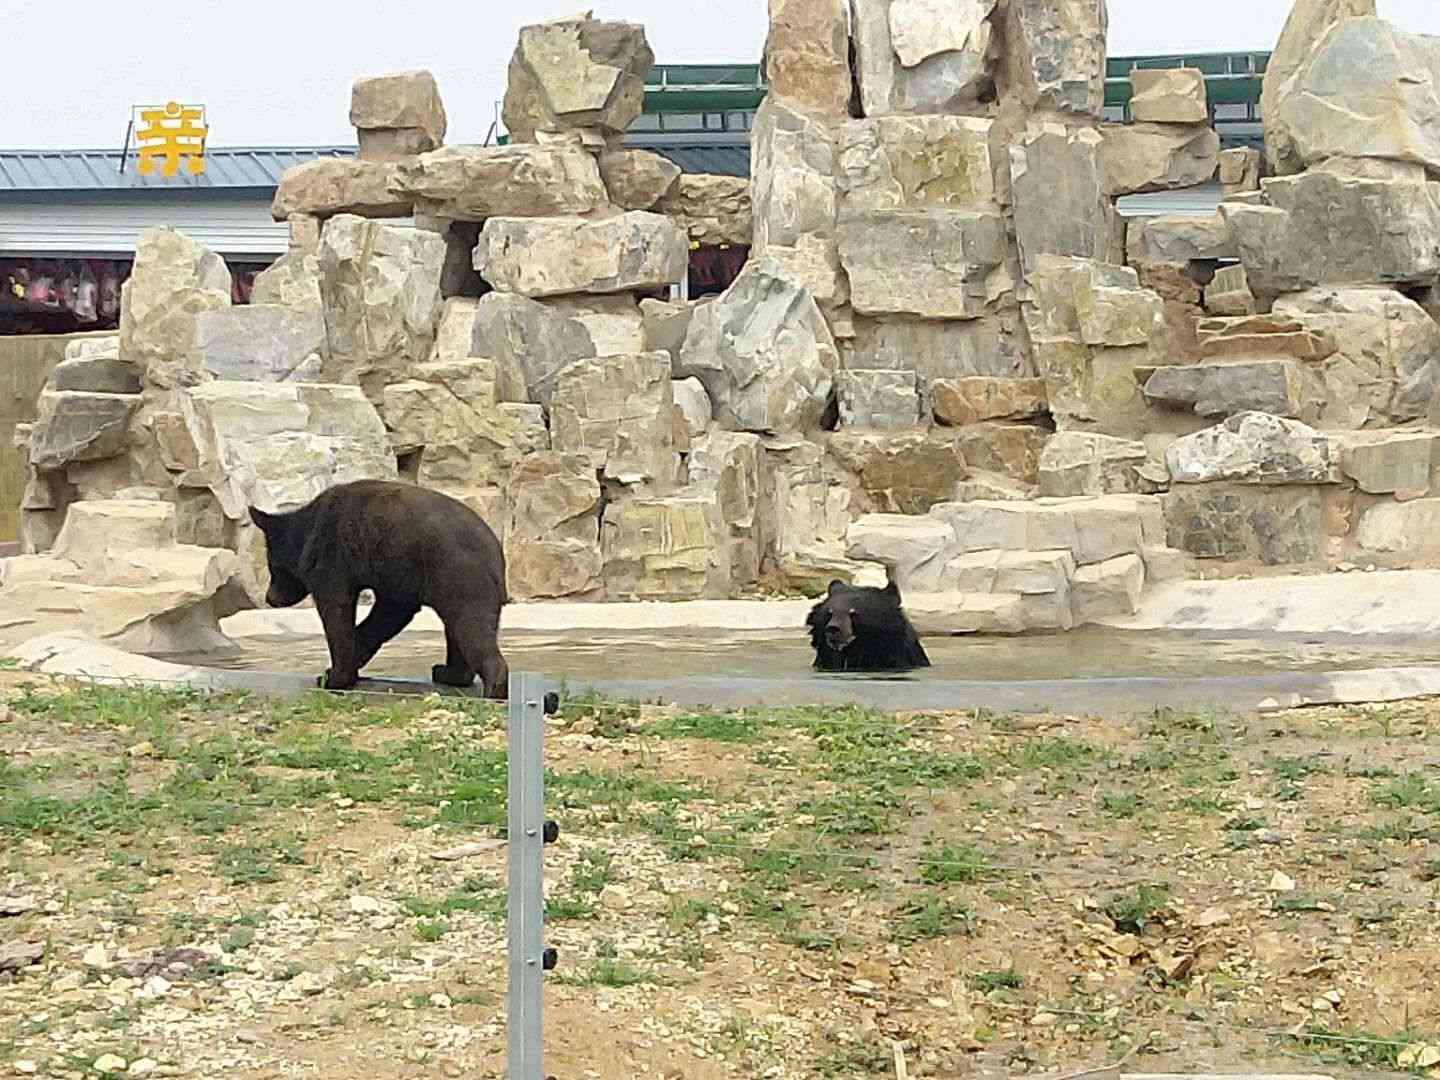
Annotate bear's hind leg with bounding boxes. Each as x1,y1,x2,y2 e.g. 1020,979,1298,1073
432,626,477,688
441,607,508,700
355,599,420,673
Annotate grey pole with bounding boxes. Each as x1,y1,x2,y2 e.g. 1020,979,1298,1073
506,672,547,1080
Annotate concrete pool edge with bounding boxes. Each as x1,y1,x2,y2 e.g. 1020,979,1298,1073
11,630,1440,716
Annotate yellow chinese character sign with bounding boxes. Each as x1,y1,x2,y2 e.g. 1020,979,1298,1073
135,101,207,177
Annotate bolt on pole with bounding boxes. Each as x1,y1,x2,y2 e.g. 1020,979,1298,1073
506,672,548,1080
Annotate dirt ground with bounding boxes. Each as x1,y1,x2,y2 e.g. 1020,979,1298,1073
2,671,1438,1079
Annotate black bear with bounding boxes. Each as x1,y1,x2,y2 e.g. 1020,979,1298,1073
806,579,931,673
248,479,510,698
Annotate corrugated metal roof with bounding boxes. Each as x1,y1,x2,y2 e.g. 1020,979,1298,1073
1115,181,1224,218
0,146,355,193
643,143,749,178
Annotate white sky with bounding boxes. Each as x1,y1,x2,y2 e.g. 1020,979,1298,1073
3,0,1440,150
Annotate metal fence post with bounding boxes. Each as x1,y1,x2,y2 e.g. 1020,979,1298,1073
507,672,548,1080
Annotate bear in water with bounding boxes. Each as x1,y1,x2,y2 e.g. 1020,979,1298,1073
248,479,509,698
805,579,931,673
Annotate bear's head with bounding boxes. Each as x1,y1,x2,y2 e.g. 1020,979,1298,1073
248,506,310,609
806,578,902,652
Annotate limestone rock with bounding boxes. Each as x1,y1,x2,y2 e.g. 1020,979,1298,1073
1195,314,1334,362
933,376,1047,427
828,431,968,514
1355,497,1440,553
1218,147,1262,197
1262,0,1376,174
391,145,607,221
954,422,1048,484
1038,432,1148,496
50,355,141,395
28,392,137,470
1336,431,1438,498
0,500,242,655
1001,0,1108,117
750,98,845,307
270,159,410,221
1273,17,1440,176
654,175,753,246
851,0,998,117
1071,553,1145,623
838,209,1009,319
847,316,1030,413
837,116,995,213
930,495,1154,565
430,297,480,363
252,252,323,312
602,493,729,600
350,70,446,149
1164,484,1323,564
677,261,837,434
1026,256,1162,348
1100,123,1220,197
1144,361,1303,418
1129,67,1208,123
1164,412,1337,484
505,452,603,599
503,15,653,142
192,306,324,383
1205,265,1256,317
544,296,646,358
473,212,688,298
673,377,713,437
1271,286,1440,422
357,129,434,164
1126,213,1235,265
766,0,853,118
599,148,681,210
550,352,676,487
470,292,597,406
689,430,764,585
1010,123,1109,273
318,215,444,400
836,370,920,429
757,437,859,584
119,228,232,390
641,299,696,362
845,513,957,592
1221,172,1440,297
902,591,1029,634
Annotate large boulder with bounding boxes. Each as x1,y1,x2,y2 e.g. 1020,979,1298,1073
176,381,397,604
1129,67,1209,123
1038,432,1149,497
192,306,324,383
1261,0,1376,174
598,148,681,210
1126,213,1236,265
391,145,608,221
1221,172,1440,297
766,0,853,118
845,513,957,592
1143,361,1304,419
677,260,837,434
1336,431,1438,498
28,391,137,470
846,315,1030,393
0,500,243,656
270,159,411,221
933,376,1047,428
502,15,653,142
601,494,730,600
654,175,753,247
827,431,969,514
750,99,846,307
1271,14,1440,177
850,0,998,116
350,70,447,156
469,293,597,406
1163,484,1323,564
550,352,676,488
836,370,921,429
318,215,445,401
689,430,764,586
506,452,603,600
119,228,232,390
1009,123,1109,273
837,115,996,212
999,0,1108,117
251,252,323,312
838,209,1009,319
1164,412,1338,484
1100,123,1220,197
473,212,688,298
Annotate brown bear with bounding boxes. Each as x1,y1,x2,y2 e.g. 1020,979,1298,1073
806,579,931,673
248,479,509,698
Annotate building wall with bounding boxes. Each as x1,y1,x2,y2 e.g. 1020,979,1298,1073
0,193,289,259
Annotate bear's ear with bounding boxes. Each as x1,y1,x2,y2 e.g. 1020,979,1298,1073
248,506,274,531
826,579,847,596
